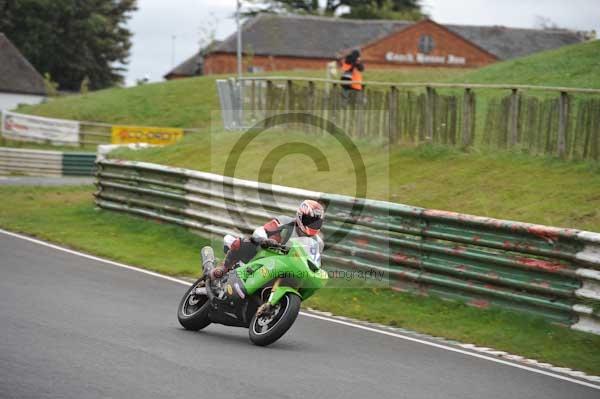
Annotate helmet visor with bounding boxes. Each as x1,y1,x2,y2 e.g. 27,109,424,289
302,214,323,231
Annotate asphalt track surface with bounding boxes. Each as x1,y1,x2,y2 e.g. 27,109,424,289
1,231,599,399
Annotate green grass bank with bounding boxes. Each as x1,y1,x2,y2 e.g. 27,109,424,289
16,40,600,130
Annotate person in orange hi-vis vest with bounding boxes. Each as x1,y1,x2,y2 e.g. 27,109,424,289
340,49,364,92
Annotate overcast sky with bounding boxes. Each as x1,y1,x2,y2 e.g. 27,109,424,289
124,0,600,86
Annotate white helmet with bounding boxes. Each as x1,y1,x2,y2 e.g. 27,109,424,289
296,200,324,236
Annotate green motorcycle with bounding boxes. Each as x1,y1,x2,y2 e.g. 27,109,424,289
177,236,328,346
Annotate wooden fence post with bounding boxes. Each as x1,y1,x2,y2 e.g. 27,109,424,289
307,81,316,133
508,88,520,148
265,80,274,122
557,91,569,158
250,80,256,121
388,86,398,144
257,80,263,120
425,86,435,142
356,85,366,138
286,80,294,113
329,83,338,126
461,88,474,148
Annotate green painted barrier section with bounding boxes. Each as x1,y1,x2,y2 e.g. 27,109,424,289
62,153,96,176
0,147,96,176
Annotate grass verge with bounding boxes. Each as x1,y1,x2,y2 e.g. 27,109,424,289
0,185,210,276
1,184,599,375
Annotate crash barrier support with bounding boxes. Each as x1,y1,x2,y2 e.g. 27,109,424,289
0,147,96,176
95,158,600,335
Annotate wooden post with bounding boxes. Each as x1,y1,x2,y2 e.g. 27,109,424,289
356,86,366,138
257,80,263,120
371,90,381,139
388,87,398,144
286,80,293,113
557,91,569,158
592,100,600,161
583,101,591,160
250,80,256,121
508,88,520,148
307,81,316,133
330,83,338,126
265,80,274,122
425,86,435,142
448,96,457,146
461,88,474,148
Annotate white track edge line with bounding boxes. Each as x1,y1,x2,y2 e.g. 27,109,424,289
1,228,599,391
0,229,190,287
299,312,600,390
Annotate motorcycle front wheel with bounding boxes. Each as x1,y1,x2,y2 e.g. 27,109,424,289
249,293,301,346
177,277,211,331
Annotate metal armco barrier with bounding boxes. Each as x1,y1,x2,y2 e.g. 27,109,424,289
62,152,96,176
0,147,96,176
95,158,600,335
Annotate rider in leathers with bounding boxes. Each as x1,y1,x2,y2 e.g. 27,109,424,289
209,200,325,314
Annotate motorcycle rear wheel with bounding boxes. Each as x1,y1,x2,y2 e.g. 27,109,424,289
177,277,211,331
249,293,301,346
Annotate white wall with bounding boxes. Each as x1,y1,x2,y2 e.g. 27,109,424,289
0,92,45,111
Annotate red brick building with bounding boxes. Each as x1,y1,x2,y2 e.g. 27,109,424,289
165,14,587,78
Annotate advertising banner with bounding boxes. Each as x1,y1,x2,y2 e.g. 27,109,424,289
111,125,184,145
1,111,80,145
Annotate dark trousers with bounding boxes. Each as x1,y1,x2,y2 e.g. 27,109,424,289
223,238,259,271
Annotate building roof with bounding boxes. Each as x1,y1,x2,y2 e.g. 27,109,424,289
212,14,412,59
212,14,586,61
164,51,203,79
164,40,222,79
0,33,46,96
446,24,585,60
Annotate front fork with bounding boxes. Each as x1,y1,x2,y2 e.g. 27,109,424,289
267,279,301,305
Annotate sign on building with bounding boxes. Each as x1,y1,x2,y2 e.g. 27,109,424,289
385,52,466,65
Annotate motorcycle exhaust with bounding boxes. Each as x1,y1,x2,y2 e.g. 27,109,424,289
201,246,215,272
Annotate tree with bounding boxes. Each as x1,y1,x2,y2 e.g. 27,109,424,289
534,15,564,30
242,0,424,20
0,0,137,91
242,0,335,16
343,0,424,20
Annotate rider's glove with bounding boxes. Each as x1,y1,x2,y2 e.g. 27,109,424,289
259,238,280,249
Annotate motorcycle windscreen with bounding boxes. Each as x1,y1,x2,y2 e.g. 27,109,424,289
289,236,322,268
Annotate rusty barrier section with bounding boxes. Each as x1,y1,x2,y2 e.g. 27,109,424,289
95,158,600,334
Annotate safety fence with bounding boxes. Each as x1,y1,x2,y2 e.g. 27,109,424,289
0,147,96,176
1,111,198,149
225,77,600,161
95,158,600,334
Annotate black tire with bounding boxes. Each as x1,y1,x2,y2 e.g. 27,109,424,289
249,293,301,346
177,278,211,331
